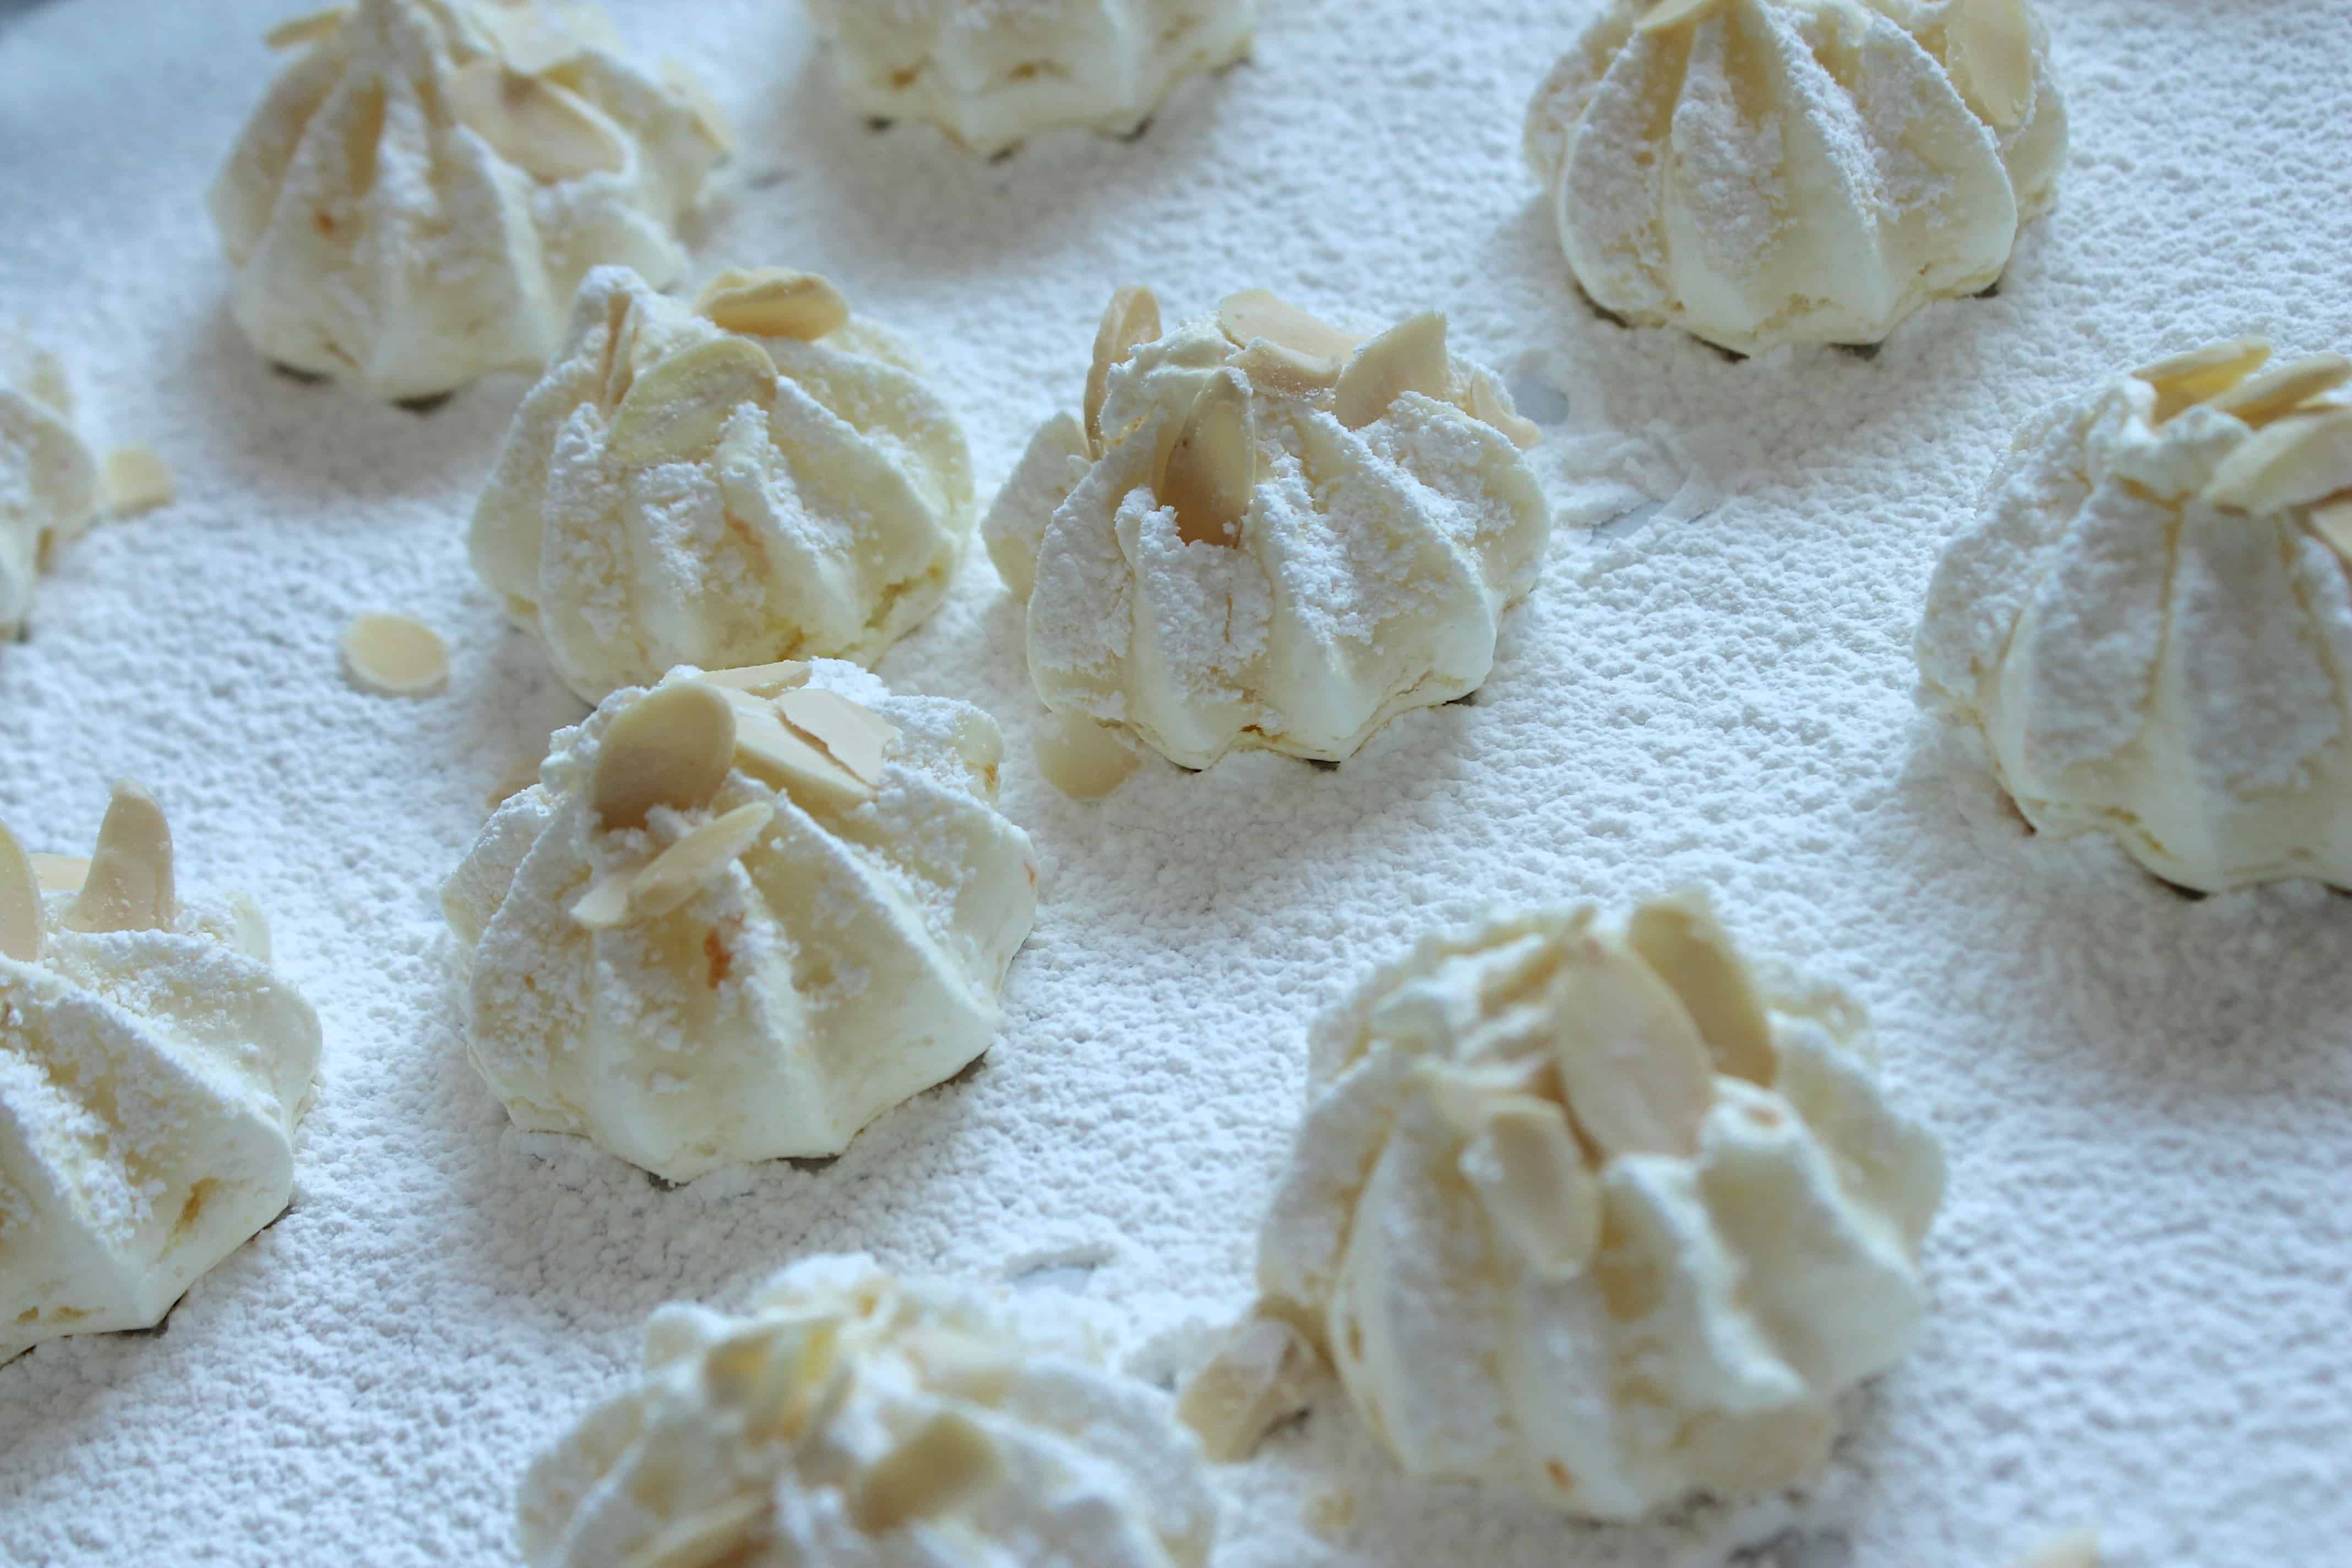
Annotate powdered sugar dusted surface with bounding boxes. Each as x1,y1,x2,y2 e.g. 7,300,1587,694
2,0,2348,1563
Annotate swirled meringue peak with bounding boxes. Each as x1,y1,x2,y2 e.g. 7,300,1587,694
441,660,1039,1183
471,266,977,704
0,330,99,640
1919,338,2352,893
1,784,321,1363
802,0,1256,157
1210,894,1943,1518
982,286,1549,774
208,0,731,400
519,1253,1216,1567
1524,0,2066,354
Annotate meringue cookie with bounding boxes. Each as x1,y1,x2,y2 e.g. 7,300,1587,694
1525,0,2067,354
520,1253,1216,1567
442,660,1038,1182
802,0,1255,156
1224,895,1943,1518
1919,339,2352,893
982,287,1549,771
1,785,321,1364
471,267,977,704
209,0,731,400
0,331,100,639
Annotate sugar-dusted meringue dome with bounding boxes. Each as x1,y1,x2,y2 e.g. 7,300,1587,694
802,0,1255,157
1920,339,2352,893
520,1253,1217,1567
0,331,100,639
1229,895,1943,1519
471,267,977,704
208,0,731,400
442,660,1038,1183
982,287,1550,772
1,785,321,1364
1524,0,2067,354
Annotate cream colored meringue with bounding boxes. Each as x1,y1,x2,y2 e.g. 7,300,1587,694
1919,338,2352,893
471,267,976,704
442,659,1038,1182
519,1253,1217,1568
982,287,1549,771
802,0,1255,156
1223,895,1943,1518
1,785,320,1364
209,0,731,400
1524,0,2067,354
0,331,100,640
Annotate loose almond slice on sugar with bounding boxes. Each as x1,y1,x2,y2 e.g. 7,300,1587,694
605,336,776,467
2202,407,2352,515
591,682,738,831
2206,353,2352,428
447,58,629,183
849,1412,1003,1534
1156,372,1257,547
704,685,875,813
64,781,176,935
1333,311,1451,432
102,447,175,515
0,821,41,963
774,688,897,787
1084,286,1162,457
1624,895,1777,1085
1945,0,2037,131
342,612,450,696
2135,337,2272,424
693,269,851,342
1552,934,1716,1161
1457,1094,1603,1280
628,801,776,919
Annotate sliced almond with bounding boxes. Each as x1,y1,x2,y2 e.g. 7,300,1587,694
1625,896,1776,1085
2008,1531,2101,1568
693,268,851,342
628,801,774,918
620,1493,769,1568
263,6,350,51
2135,337,2272,423
774,688,896,786
1175,1313,1321,1462
1636,0,1729,32
568,870,634,929
661,58,736,156
1214,290,1360,363
2207,353,2352,429
1468,374,1543,450
1945,0,2035,130
848,1412,1002,1534
2311,495,2352,563
1155,371,1256,547
1333,311,1450,432
475,3,612,77
1232,339,1342,396
696,661,812,697
606,336,775,467
66,781,175,935
342,612,449,696
30,853,89,894
1033,708,1139,801
1085,286,1162,456
102,447,175,515
592,682,738,830
2203,407,2352,515
0,822,41,963
712,687,874,812
447,58,628,183
1554,936,1716,1161
1459,1096,1603,1280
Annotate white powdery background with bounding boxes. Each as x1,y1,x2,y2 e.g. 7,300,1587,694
3,0,2350,1564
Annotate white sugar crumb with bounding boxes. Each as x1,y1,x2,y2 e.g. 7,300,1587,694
5,1,2352,1565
